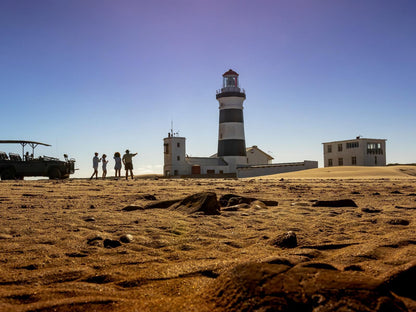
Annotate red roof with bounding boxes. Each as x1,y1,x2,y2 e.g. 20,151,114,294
223,69,239,76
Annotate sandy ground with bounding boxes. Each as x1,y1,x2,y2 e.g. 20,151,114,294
0,166,415,311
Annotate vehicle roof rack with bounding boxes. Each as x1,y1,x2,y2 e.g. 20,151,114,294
0,140,51,159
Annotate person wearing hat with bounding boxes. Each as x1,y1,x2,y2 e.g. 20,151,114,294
122,149,138,180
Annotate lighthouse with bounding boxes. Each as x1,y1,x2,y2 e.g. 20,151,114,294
216,69,247,171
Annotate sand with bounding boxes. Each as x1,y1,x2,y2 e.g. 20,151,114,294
0,166,415,311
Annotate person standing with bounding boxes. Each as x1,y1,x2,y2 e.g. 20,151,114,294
102,154,108,179
114,152,122,179
90,152,100,179
122,149,137,180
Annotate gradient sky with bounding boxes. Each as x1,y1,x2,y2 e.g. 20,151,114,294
1,0,415,178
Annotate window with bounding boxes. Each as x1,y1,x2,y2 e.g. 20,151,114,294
367,142,383,155
328,159,333,167
338,144,343,152
352,156,357,165
219,170,224,174
177,142,180,148
327,145,332,153
207,169,215,174
347,142,359,149
338,158,343,166
177,156,180,161
375,156,378,165
174,170,178,175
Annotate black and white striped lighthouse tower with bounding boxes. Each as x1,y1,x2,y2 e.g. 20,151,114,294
216,69,247,170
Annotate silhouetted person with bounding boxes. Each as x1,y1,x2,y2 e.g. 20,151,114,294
102,154,108,179
114,152,122,179
90,152,100,179
122,149,137,180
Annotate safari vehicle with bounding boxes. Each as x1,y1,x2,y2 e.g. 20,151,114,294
0,140,76,180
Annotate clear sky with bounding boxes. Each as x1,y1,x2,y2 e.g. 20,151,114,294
1,0,415,178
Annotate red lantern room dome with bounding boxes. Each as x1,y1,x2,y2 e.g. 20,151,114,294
223,69,239,77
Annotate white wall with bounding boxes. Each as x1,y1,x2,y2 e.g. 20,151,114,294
237,161,318,178
163,137,191,176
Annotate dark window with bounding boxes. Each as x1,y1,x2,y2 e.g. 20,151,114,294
207,169,215,174
164,143,169,154
177,142,180,148
174,170,178,175
338,158,343,166
177,156,180,161
327,145,332,153
328,159,333,167
338,144,343,152
352,156,357,165
347,142,359,149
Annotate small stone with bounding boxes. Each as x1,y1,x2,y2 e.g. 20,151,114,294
361,207,382,213
344,265,364,271
387,219,410,226
291,202,309,206
20,264,38,270
122,205,144,211
271,231,297,248
120,234,134,243
104,239,122,248
84,217,96,222
143,194,157,200
312,199,357,208
262,200,278,206
250,200,267,210
87,236,103,245
89,204,95,209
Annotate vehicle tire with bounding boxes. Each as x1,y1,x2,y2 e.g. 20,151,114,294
1,168,16,180
48,167,62,179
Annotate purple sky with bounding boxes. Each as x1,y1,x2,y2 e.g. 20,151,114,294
1,0,415,177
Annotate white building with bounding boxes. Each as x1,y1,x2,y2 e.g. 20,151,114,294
322,137,386,167
246,145,273,165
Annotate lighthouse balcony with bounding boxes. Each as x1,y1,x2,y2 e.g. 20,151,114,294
216,87,246,99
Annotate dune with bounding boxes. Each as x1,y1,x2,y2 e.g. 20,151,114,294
257,165,416,179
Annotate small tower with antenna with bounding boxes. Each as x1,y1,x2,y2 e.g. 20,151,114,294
163,125,188,176
216,69,247,170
